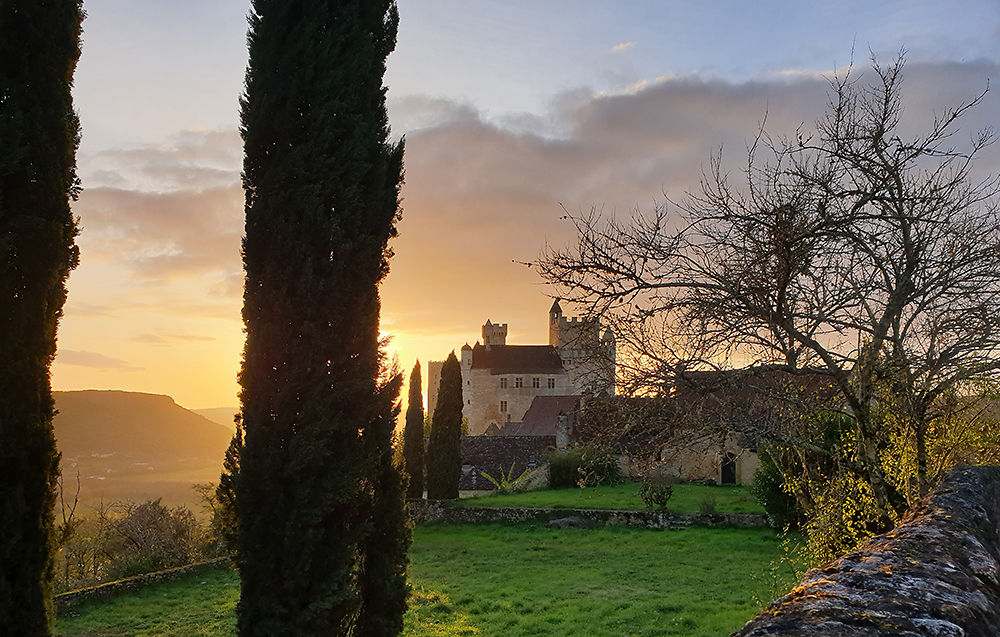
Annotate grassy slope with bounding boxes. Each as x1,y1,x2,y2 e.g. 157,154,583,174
457,482,764,514
57,523,789,637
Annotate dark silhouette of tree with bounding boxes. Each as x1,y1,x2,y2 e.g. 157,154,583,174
0,1,83,632
215,415,242,562
356,371,410,636
426,352,463,499
235,1,407,634
403,361,425,498
535,55,1000,532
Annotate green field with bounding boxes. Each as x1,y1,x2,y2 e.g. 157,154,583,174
458,482,764,514
57,522,790,636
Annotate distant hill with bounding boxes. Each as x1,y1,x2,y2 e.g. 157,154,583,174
193,406,239,430
53,390,233,507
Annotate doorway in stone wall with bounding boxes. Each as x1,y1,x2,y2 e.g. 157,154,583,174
721,452,737,484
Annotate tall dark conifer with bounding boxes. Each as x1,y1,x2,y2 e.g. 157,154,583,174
403,361,425,498
356,371,410,636
0,2,83,632
426,352,463,499
236,1,407,634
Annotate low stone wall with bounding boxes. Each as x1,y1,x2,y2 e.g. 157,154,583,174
735,465,1000,636
55,557,231,611
409,499,768,530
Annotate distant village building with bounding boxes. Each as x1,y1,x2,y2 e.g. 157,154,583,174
428,301,615,436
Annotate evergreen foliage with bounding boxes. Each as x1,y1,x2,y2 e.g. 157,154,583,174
215,415,242,563
426,353,463,499
235,1,407,634
403,361,425,498
0,1,83,632
356,372,410,636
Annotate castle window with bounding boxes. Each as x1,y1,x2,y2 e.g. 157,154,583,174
500,377,507,389
532,377,540,388
500,400,507,413
515,377,523,388
548,378,555,389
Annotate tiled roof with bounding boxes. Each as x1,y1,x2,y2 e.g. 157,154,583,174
510,395,581,436
470,343,564,374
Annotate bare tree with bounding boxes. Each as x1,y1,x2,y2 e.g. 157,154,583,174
535,54,1000,524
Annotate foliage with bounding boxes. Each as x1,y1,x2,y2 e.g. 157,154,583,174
103,500,199,580
235,1,407,634
215,414,242,563
57,525,795,637
479,462,531,494
698,496,718,515
404,361,426,498
357,371,411,636
751,450,801,530
0,1,84,632
426,353,463,499
576,445,623,487
535,54,1000,555
547,448,584,488
55,496,218,593
638,477,673,510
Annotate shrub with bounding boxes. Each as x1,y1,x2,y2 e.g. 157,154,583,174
577,445,623,487
547,448,583,488
104,499,200,580
480,463,530,494
698,495,718,514
751,450,802,530
638,477,673,510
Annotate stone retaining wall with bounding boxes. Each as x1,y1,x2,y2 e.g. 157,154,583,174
409,499,768,530
735,465,1000,636
54,557,231,611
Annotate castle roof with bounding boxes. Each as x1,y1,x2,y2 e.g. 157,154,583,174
461,342,472,351
508,395,581,436
470,343,564,374
549,299,562,313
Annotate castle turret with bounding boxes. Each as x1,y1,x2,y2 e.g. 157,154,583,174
549,299,562,346
482,319,507,346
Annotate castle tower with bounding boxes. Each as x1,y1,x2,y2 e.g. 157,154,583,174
482,319,507,346
548,299,562,346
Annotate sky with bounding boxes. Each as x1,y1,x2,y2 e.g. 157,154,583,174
52,0,1000,410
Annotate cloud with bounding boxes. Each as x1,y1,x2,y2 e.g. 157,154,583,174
73,183,243,282
132,329,217,345
62,60,999,379
610,41,635,54
382,59,1000,345
80,129,242,191
56,350,143,371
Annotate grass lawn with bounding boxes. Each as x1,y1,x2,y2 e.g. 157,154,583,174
457,482,765,514
57,523,791,637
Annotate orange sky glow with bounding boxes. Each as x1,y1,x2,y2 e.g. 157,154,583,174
48,2,1000,412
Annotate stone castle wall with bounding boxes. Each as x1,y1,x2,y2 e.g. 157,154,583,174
735,465,1000,636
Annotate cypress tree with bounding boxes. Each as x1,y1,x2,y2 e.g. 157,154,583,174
403,361,425,498
215,415,242,563
426,352,463,499
236,1,407,634
356,372,410,636
0,2,83,632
